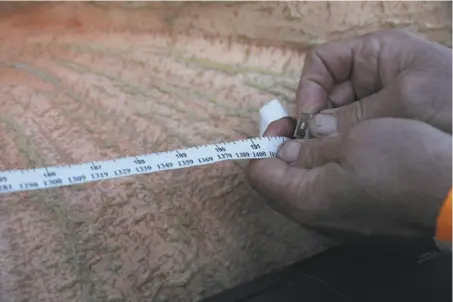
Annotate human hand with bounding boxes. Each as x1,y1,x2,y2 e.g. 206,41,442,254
296,29,452,137
246,118,452,242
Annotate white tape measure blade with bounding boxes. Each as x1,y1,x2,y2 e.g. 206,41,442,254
0,136,288,194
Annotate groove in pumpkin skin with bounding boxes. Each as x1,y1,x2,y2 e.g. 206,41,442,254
54,41,270,117
0,115,96,300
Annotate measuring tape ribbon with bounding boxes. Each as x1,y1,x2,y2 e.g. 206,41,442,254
0,136,288,194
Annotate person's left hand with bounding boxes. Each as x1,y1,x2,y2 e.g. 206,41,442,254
246,117,452,242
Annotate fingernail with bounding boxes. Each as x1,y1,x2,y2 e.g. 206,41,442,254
310,113,337,137
278,140,301,163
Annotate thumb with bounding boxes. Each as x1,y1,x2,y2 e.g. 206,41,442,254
248,135,342,205
247,146,345,226
309,87,400,137
278,135,343,168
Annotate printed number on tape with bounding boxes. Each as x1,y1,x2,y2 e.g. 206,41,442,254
0,136,288,194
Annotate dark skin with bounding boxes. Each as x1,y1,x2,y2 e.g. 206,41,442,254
246,29,452,242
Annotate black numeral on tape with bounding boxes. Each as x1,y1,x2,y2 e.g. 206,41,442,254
91,165,102,171
20,182,39,189
217,153,232,159
91,172,109,180
0,137,284,194
198,157,213,164
43,171,56,178
0,184,12,191
114,168,131,176
253,151,266,157
178,160,193,167
44,178,63,186
157,163,173,169
68,175,86,183
136,165,153,173
236,152,250,158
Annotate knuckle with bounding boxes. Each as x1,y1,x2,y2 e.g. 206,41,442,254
305,45,329,73
398,76,413,99
335,101,365,132
297,141,320,169
297,144,312,165
398,74,423,101
302,49,317,71
375,28,411,41
363,29,415,50
306,46,320,63
352,101,367,123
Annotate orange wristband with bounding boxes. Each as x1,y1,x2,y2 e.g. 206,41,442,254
436,188,452,242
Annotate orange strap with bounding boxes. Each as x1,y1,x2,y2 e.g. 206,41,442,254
436,188,452,242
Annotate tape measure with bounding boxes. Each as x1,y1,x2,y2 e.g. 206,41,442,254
0,136,288,194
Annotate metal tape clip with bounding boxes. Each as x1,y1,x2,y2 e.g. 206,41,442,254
293,113,314,139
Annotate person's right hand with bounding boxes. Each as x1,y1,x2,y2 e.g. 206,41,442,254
295,29,452,137
247,118,452,242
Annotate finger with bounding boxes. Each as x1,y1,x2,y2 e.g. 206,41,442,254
246,156,291,202
248,156,345,227
329,81,356,107
278,135,343,168
296,38,357,115
309,86,399,137
247,156,324,210
247,117,296,204
263,117,297,137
